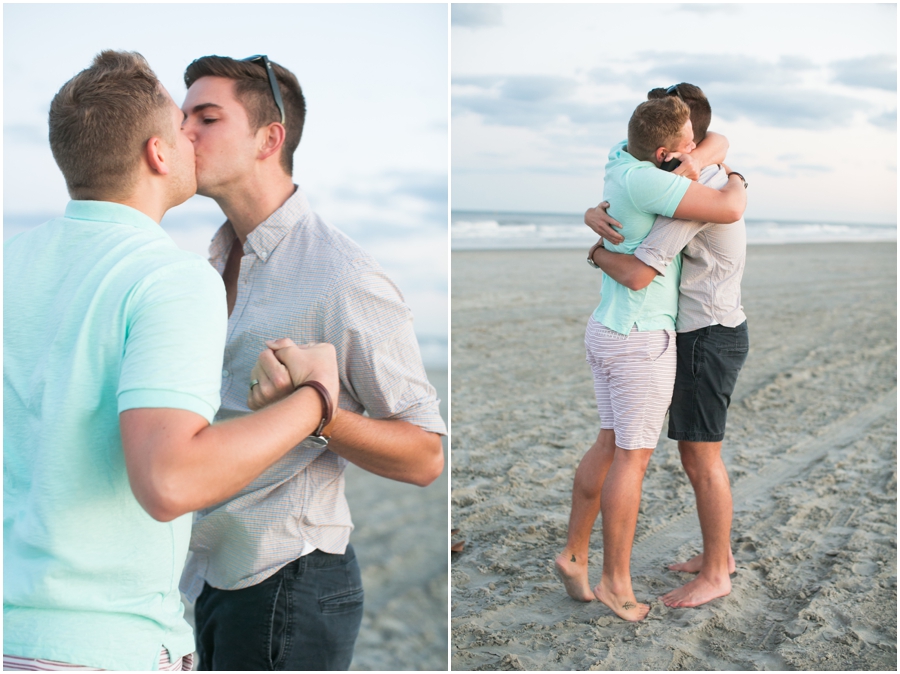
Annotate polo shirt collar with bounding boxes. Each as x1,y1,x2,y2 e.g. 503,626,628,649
208,185,311,265
65,200,163,236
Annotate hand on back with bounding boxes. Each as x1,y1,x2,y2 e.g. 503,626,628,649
585,201,624,245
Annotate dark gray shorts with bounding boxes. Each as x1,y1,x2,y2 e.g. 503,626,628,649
668,321,749,443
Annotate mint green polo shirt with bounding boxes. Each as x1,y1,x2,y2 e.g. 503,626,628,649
4,201,227,670
592,141,690,334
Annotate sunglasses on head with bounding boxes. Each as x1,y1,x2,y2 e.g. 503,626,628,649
241,55,286,125
665,84,683,101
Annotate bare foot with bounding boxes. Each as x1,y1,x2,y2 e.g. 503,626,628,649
660,573,731,608
668,551,736,574
593,578,650,621
554,552,594,602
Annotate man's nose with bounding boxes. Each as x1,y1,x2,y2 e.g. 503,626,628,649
182,120,197,142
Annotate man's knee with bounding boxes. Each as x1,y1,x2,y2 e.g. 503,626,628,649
615,446,654,472
678,441,723,479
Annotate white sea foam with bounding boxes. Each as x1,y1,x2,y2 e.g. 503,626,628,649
451,211,897,250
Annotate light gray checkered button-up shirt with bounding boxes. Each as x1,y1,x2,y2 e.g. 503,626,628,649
634,164,747,333
180,186,446,602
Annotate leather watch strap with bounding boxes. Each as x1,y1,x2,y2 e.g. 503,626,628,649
295,380,334,438
587,238,605,269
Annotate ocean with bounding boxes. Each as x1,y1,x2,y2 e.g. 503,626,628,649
451,210,898,250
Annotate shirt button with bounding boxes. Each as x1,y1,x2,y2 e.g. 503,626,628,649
222,369,230,378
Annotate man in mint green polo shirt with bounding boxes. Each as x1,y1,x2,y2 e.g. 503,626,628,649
4,51,340,671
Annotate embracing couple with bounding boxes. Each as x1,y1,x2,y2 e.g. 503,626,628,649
555,83,750,621
4,51,445,670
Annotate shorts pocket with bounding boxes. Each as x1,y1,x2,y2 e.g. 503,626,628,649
645,330,674,364
268,576,290,669
319,587,364,615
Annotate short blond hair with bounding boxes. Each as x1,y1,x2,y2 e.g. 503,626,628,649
49,50,171,200
627,97,691,162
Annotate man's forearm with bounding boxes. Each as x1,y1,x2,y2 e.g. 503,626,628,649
327,411,444,487
591,246,658,291
692,131,728,167
121,387,324,521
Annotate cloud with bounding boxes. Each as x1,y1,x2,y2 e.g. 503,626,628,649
675,3,739,14
452,75,631,130
330,171,448,230
831,54,897,91
640,52,807,86
452,3,503,28
4,123,47,145
790,164,832,174
869,109,897,129
710,88,871,129
502,75,576,102
587,69,635,86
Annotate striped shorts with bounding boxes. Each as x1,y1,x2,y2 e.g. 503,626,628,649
584,317,677,450
3,650,193,671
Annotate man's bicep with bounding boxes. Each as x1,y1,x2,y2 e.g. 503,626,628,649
119,407,208,520
118,262,227,423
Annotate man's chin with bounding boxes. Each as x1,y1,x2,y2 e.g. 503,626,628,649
194,180,216,199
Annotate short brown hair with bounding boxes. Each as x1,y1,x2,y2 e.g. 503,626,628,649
648,83,711,143
184,56,305,175
49,50,171,200
627,97,691,162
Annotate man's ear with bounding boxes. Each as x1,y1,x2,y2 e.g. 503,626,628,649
654,146,668,165
257,123,286,162
144,136,171,176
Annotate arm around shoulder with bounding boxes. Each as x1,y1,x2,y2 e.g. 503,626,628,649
672,173,746,224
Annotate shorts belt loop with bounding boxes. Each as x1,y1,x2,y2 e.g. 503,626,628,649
295,554,307,577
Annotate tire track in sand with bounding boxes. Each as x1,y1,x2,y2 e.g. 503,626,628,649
630,388,896,568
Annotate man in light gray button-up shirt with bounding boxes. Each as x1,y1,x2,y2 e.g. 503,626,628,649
177,55,446,671
585,83,749,611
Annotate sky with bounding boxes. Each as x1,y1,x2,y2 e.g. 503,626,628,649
451,3,897,225
3,3,449,363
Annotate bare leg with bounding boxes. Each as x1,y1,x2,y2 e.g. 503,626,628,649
593,446,654,621
555,429,616,601
662,440,734,607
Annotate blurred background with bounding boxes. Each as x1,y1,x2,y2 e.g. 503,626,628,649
4,3,448,670
451,3,897,249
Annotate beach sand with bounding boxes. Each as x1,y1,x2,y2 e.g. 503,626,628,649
450,243,896,671
347,367,449,671
182,368,448,671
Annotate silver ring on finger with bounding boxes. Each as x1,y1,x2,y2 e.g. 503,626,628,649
249,379,260,391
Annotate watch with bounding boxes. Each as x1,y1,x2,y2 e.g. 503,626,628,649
587,239,605,269
296,380,334,447
727,171,748,189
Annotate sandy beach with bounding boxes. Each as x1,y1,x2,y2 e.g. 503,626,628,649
347,367,449,671
450,243,896,670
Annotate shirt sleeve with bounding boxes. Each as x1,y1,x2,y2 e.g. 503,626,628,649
321,260,446,435
626,165,692,218
117,259,228,423
635,217,709,276
634,164,728,275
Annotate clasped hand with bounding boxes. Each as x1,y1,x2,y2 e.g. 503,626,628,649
247,339,340,414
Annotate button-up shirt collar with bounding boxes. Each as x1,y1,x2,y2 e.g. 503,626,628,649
209,186,312,269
